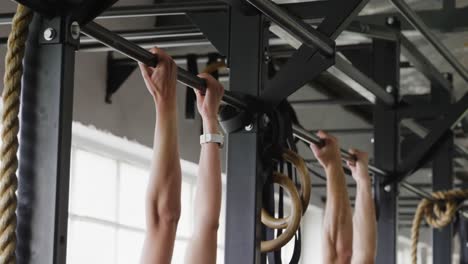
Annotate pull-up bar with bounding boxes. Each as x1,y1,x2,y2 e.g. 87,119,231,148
390,0,468,83
293,125,436,201
292,125,387,176
245,0,335,56
81,21,432,202
81,22,247,110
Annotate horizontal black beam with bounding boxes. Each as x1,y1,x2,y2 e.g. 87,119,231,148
347,21,398,41
390,0,468,82
289,98,373,107
399,33,452,91
0,1,227,25
80,25,201,44
307,128,373,134
393,92,468,184
245,0,335,56
357,6,468,33
333,55,395,106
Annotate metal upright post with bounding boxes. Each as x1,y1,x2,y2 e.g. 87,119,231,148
432,133,454,263
372,18,400,264
17,16,78,263
431,74,454,264
224,8,268,264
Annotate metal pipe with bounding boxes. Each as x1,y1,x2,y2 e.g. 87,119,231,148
289,98,373,106
346,21,398,41
333,55,395,106
0,2,227,25
79,26,201,44
297,124,433,201
245,0,335,56
292,125,388,176
401,181,434,200
99,1,227,19
80,22,247,110
390,0,468,83
82,22,160,67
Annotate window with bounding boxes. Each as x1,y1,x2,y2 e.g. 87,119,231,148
67,123,225,263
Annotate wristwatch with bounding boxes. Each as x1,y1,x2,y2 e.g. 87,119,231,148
200,133,224,148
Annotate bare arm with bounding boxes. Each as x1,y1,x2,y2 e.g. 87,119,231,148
140,48,182,264
185,74,224,264
348,149,376,264
311,132,353,264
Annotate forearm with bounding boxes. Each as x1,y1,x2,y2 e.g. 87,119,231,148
146,104,182,226
352,179,376,263
323,164,353,259
193,118,222,231
185,119,221,264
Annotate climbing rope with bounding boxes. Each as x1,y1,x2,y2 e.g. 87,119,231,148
411,189,468,264
0,4,33,264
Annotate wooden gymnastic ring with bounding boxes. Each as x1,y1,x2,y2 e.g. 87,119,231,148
261,149,311,229
261,172,302,253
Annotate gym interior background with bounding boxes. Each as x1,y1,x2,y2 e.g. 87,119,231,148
0,0,467,263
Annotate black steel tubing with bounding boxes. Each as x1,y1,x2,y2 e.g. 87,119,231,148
347,21,398,41
292,125,388,176
334,55,395,106
82,21,205,91
80,22,248,110
82,22,160,67
245,0,335,56
0,2,227,25
390,0,468,83
400,181,434,200
100,1,227,19
79,18,432,203
80,26,201,44
296,125,432,200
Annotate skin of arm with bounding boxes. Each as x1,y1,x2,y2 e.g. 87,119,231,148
184,73,224,264
139,48,182,264
311,131,353,264
347,149,377,264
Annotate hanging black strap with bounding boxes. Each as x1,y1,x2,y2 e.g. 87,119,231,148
185,54,198,119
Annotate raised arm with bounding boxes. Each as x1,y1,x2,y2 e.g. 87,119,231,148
311,131,353,264
347,149,376,264
185,73,224,264
140,48,182,264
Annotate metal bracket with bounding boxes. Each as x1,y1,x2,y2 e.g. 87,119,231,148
260,0,369,106
105,53,137,104
187,11,230,56
39,17,80,47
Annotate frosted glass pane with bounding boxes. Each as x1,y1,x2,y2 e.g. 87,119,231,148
177,181,192,237
117,229,144,264
72,149,117,221
217,249,224,264
172,240,187,264
67,219,116,264
119,163,149,228
217,193,226,246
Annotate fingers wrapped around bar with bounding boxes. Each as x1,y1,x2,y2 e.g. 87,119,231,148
260,172,302,252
